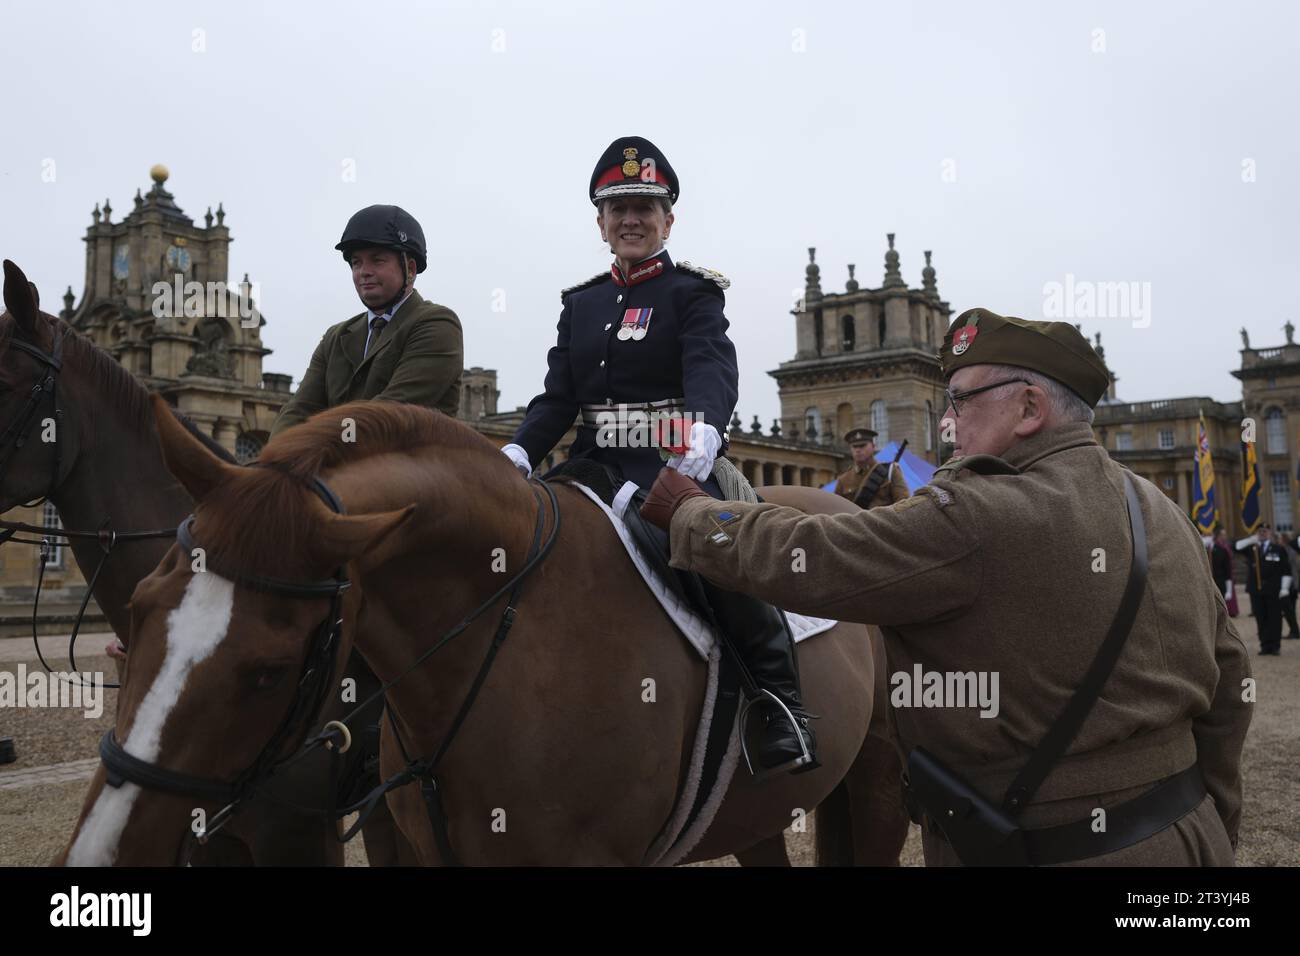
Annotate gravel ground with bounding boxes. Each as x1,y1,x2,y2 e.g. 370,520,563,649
1,631,1291,868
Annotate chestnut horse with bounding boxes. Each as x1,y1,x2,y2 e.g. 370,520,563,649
64,397,890,864
0,259,413,865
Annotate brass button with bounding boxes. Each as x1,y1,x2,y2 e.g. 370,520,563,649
617,294,624,303
599,360,606,367
604,323,612,331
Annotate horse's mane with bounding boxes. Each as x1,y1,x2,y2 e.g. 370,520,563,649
197,402,504,578
259,401,493,480
0,312,237,464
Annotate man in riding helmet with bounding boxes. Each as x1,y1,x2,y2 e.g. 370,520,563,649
270,205,464,436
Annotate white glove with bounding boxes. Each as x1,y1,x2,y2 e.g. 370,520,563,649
501,443,531,476
667,422,721,482
1224,583,1232,601
1282,575,1292,598
1235,536,1257,551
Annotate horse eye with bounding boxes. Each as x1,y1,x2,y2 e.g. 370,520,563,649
246,665,291,694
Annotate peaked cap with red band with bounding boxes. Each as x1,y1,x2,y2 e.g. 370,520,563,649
590,135,679,205
940,307,1112,407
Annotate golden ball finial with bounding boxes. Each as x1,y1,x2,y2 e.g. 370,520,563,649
149,163,169,184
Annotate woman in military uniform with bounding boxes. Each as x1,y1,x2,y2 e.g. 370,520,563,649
501,136,816,774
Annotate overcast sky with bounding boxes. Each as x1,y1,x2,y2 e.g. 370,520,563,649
3,0,1296,428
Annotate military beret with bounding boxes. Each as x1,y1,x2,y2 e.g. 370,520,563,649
844,428,878,444
590,136,678,205
940,308,1111,406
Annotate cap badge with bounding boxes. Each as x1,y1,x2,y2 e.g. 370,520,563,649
622,146,640,177
952,325,979,355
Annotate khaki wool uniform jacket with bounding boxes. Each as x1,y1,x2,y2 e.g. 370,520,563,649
271,290,463,437
668,422,1253,865
834,458,910,509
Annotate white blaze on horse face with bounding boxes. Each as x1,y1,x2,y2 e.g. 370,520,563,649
67,572,235,866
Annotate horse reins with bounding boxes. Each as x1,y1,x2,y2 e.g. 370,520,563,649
93,471,561,862
98,474,353,844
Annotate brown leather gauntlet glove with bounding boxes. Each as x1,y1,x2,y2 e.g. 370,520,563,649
640,466,709,532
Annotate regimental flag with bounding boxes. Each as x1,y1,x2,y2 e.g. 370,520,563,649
1240,436,1262,533
1191,412,1218,534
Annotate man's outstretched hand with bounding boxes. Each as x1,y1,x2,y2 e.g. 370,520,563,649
640,466,709,531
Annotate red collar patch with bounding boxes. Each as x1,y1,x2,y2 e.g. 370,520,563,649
611,257,666,287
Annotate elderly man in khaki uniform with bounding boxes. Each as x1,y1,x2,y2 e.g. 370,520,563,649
642,308,1252,866
834,427,910,509
271,204,463,437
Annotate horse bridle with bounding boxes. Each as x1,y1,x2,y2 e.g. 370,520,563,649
94,465,562,860
0,323,65,502
98,473,353,842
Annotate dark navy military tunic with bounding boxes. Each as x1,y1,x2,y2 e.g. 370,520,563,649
512,250,738,492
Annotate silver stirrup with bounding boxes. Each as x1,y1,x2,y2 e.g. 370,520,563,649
738,688,814,781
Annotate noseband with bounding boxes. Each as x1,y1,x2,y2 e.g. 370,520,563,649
98,473,352,840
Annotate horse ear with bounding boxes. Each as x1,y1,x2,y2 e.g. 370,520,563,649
315,506,416,568
150,393,238,500
2,260,39,333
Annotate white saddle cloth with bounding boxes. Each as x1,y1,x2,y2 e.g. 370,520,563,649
570,480,839,660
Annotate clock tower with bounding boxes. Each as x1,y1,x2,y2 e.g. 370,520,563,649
60,164,289,458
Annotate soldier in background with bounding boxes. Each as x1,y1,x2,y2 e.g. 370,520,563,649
1235,524,1285,655
833,427,909,509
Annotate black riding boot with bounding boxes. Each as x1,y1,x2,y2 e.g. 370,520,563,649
701,581,819,775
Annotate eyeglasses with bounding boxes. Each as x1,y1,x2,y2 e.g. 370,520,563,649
943,378,1030,418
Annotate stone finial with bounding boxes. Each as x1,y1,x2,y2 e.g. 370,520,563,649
1286,320,1295,345
921,249,939,299
1094,331,1105,359
883,233,904,288
1240,327,1250,349
770,419,782,437
205,206,214,228
62,286,75,316
134,188,143,207
215,203,225,226
750,415,763,435
804,246,822,305
845,263,859,293
92,203,101,224
730,411,743,436
150,163,170,185
102,198,112,222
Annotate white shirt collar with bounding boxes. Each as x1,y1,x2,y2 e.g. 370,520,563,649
367,289,414,324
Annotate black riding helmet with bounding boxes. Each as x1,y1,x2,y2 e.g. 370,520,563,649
335,205,428,274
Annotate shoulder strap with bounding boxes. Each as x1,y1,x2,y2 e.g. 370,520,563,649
854,462,890,506
1001,472,1149,814
560,272,609,302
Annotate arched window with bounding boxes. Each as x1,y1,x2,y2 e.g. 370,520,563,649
235,431,266,464
868,400,889,444
840,314,855,351
1266,407,1287,454
925,400,934,451
870,401,889,444
804,407,823,443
